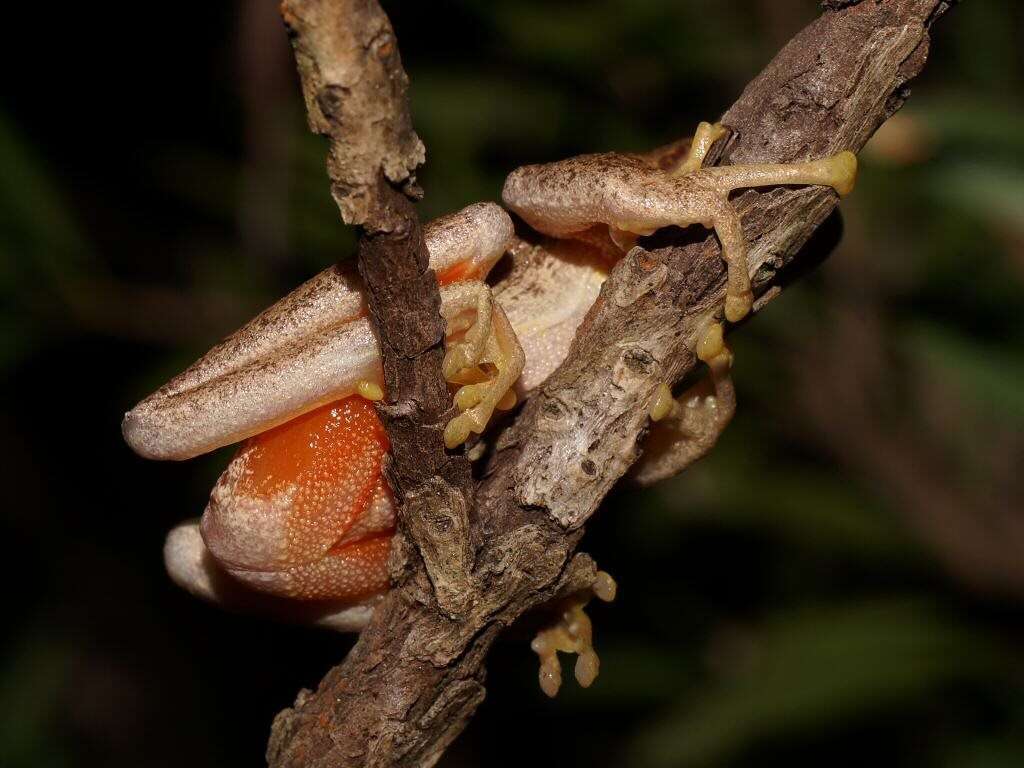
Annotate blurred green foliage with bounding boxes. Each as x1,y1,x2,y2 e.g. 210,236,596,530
2,1,1022,767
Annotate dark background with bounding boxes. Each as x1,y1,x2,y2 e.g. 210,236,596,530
3,1,1023,766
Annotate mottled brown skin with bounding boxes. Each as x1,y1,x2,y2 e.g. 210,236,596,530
122,202,516,461
505,152,719,236
502,124,857,322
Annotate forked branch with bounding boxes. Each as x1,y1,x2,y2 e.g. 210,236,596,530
268,1,958,766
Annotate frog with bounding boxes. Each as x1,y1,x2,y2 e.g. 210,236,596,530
124,121,857,691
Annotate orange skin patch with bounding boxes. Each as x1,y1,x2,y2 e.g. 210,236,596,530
232,396,389,525
205,264,478,603
206,396,395,602
283,532,393,601
436,261,480,285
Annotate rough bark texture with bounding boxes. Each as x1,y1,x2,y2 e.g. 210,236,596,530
492,0,953,531
268,1,957,766
281,0,425,227
279,0,475,580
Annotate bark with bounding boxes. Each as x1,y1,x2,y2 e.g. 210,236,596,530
279,0,476,602
268,1,958,766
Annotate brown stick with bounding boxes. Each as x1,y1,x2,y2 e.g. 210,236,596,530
279,0,474,565
268,1,957,766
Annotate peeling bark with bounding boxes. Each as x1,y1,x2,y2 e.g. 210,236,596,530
281,0,424,227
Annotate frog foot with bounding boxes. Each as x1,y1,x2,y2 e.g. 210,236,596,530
670,120,730,177
532,570,617,698
443,302,525,449
633,322,736,486
441,281,494,381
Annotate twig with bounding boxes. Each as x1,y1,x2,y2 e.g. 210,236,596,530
278,0,474,575
268,1,958,766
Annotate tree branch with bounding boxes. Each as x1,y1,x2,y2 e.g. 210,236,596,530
278,0,474,575
268,1,958,766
